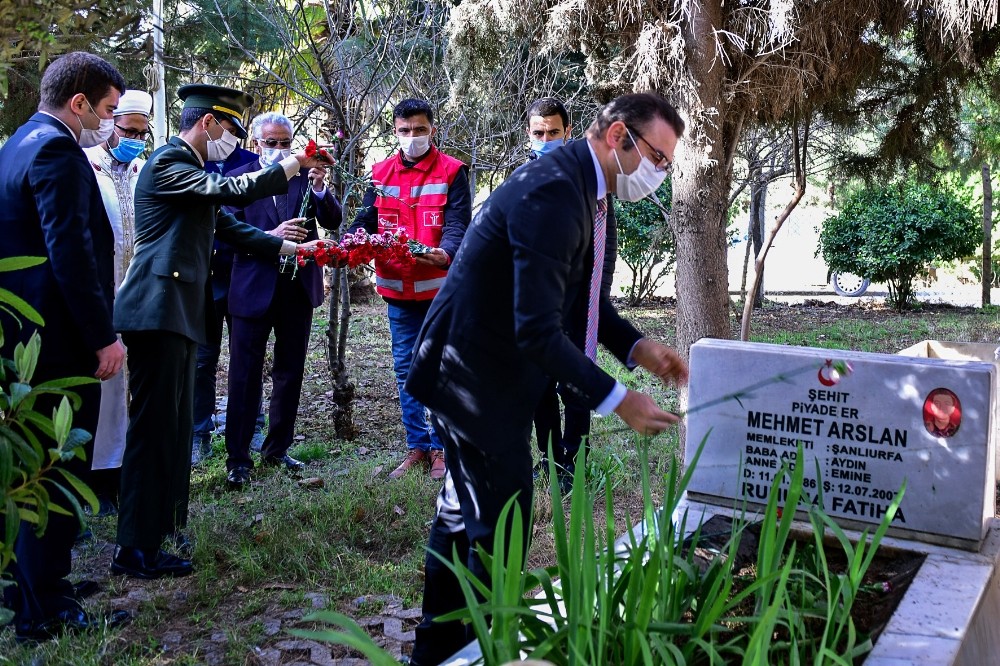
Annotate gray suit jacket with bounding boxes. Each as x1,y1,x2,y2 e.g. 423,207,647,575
114,137,286,343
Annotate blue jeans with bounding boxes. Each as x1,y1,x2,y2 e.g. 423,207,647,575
388,300,443,451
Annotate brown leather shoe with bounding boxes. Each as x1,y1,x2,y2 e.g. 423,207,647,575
388,449,428,479
429,450,446,480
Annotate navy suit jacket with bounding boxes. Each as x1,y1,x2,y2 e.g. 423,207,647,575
0,112,116,372
224,160,343,317
405,139,643,454
206,148,259,300
513,142,619,342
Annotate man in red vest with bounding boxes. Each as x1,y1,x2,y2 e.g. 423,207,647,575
349,99,471,480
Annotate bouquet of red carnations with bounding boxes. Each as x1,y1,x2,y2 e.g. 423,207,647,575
335,229,415,268
282,138,421,276
285,229,415,276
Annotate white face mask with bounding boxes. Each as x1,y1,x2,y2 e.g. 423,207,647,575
259,146,291,167
206,118,240,162
613,129,668,202
77,99,115,148
398,134,431,159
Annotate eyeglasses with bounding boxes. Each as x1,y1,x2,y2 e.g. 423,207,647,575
258,138,293,148
114,124,150,141
626,126,672,173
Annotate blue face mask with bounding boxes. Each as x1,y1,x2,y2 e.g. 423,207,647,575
530,137,564,158
109,137,146,163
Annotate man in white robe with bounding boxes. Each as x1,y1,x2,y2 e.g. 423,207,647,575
83,88,152,515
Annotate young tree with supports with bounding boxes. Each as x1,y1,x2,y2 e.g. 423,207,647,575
207,0,446,438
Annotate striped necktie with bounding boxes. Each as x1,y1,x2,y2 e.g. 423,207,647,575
585,197,608,360
274,192,287,222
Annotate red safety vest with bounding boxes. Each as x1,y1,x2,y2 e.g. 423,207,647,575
371,146,465,301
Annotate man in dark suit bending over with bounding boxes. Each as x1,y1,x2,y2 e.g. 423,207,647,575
405,92,689,665
521,96,618,488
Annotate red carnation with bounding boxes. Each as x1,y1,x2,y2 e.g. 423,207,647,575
305,139,334,164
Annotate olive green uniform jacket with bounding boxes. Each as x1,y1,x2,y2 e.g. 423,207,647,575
114,136,286,343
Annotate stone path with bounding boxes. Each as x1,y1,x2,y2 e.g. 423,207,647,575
102,579,420,665
254,594,420,666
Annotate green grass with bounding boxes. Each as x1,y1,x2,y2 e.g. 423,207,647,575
747,304,1000,353
2,300,997,663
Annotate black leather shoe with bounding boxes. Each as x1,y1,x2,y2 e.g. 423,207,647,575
227,466,252,489
110,545,193,579
14,608,131,643
72,579,101,600
262,454,305,471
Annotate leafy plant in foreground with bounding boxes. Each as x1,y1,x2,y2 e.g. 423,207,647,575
0,256,99,623
299,438,906,665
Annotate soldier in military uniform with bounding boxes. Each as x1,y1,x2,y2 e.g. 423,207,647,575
111,84,330,579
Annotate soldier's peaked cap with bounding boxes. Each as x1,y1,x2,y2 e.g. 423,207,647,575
178,84,254,139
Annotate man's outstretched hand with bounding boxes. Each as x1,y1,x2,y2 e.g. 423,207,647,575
613,390,681,436
413,247,449,268
270,218,308,242
294,147,335,170
632,338,689,386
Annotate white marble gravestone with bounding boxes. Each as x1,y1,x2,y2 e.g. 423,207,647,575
685,339,997,550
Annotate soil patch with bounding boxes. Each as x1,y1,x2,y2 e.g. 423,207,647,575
693,515,925,658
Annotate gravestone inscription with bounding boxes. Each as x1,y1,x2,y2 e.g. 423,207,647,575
685,339,996,550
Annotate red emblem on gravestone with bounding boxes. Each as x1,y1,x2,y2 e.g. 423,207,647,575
817,359,842,387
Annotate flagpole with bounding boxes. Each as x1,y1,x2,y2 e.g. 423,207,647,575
151,0,167,148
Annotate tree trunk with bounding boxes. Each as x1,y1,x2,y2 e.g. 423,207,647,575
326,266,358,440
673,0,733,359
469,138,478,198
325,138,359,440
739,120,809,341
740,229,752,301
983,163,993,307
748,174,767,308
740,182,805,339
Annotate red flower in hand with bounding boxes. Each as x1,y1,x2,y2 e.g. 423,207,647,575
305,139,334,164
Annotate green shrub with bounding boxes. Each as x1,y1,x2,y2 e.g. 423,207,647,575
613,181,676,306
817,180,979,309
